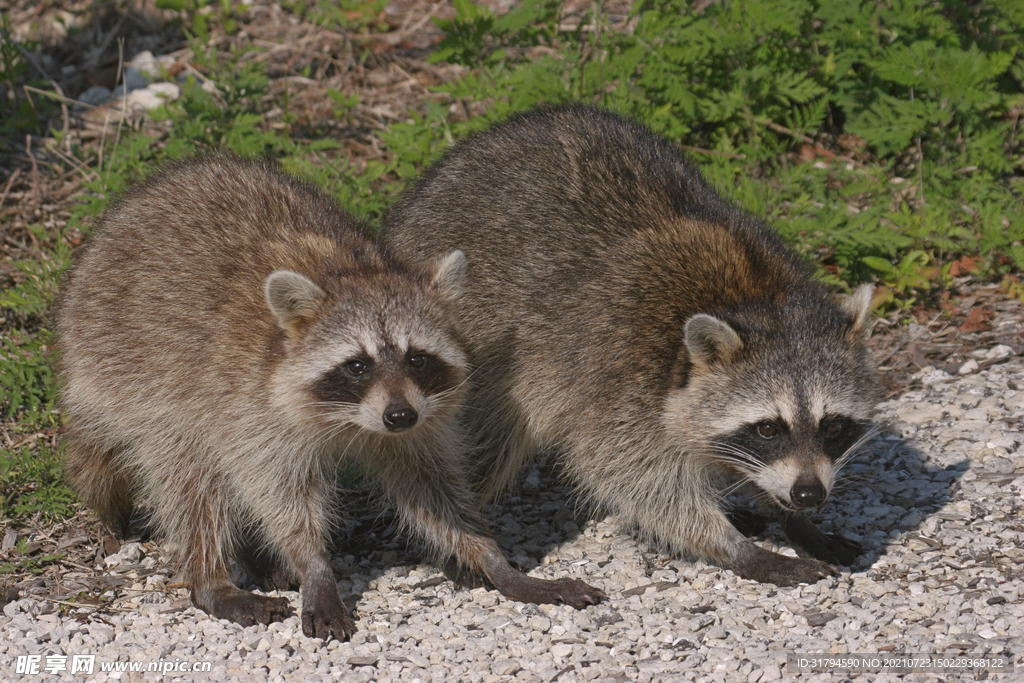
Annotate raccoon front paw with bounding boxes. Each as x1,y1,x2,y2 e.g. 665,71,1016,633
781,513,863,566
301,583,355,641
498,576,606,609
195,586,293,627
793,533,863,566
730,545,837,586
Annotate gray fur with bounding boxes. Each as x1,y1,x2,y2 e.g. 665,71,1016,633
385,106,880,585
55,155,602,642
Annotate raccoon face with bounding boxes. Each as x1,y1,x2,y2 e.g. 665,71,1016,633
264,251,468,436
712,413,873,511
664,285,879,512
311,344,464,435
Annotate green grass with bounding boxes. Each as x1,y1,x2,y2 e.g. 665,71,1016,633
0,441,77,525
0,0,1022,523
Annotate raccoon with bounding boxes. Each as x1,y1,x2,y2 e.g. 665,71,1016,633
384,106,880,586
54,155,602,641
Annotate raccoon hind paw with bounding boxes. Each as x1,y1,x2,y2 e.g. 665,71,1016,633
194,586,293,627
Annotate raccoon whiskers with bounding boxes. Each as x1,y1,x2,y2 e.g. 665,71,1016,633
704,442,771,476
834,425,882,471
716,477,752,503
840,427,880,463
831,473,871,494
426,384,468,413
308,401,362,417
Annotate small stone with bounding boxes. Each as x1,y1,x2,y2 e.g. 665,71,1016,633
958,360,980,375
804,612,837,627
899,408,944,424
78,85,112,107
529,616,551,632
406,654,430,668
551,643,573,658
129,50,161,78
492,659,521,675
688,614,715,631
985,345,1013,360
347,656,377,667
705,625,728,639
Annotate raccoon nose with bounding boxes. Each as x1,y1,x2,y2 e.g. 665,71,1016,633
790,483,826,509
383,405,418,432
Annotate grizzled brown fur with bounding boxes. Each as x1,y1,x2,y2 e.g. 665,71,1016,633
55,156,601,642
385,106,880,586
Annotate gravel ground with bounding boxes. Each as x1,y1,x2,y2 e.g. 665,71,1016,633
3,345,1023,682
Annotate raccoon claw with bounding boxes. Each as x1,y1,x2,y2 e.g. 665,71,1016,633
194,586,293,627
549,577,606,609
731,545,838,587
301,601,355,641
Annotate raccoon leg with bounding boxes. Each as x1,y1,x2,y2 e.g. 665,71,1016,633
62,423,134,538
725,506,769,537
780,513,862,566
295,552,354,642
235,531,301,592
154,458,293,628
473,540,605,608
248,474,354,641
372,433,604,608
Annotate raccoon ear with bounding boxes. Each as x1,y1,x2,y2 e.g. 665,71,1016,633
430,250,467,302
265,270,326,334
840,284,874,339
684,314,743,368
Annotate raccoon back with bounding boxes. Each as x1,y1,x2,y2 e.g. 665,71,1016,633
385,106,832,414
55,156,387,425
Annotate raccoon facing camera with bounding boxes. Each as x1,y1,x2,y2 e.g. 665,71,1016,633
385,105,880,587
55,155,603,643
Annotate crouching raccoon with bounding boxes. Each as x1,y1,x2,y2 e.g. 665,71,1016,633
384,106,880,586
55,155,603,641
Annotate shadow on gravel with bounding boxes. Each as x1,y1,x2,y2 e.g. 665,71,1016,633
297,426,970,608
473,431,973,582
808,431,967,574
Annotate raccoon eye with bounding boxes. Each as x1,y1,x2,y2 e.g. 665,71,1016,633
345,359,371,376
409,354,427,369
824,418,844,436
757,422,778,439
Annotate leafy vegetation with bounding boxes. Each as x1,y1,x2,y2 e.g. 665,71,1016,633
428,0,1023,291
0,13,50,148
0,0,1021,523
0,442,77,526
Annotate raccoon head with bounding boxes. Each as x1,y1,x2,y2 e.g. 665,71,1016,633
665,284,879,511
266,251,468,437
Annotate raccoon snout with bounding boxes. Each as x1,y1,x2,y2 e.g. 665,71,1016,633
383,405,418,432
790,483,826,510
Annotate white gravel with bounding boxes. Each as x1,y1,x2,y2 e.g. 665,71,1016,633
3,351,1022,682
